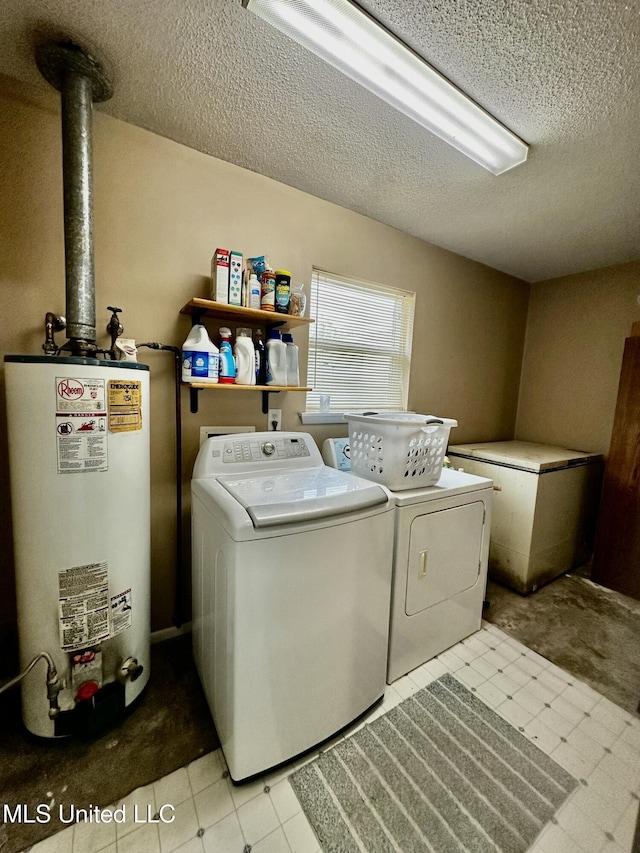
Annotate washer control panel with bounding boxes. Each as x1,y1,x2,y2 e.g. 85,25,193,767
223,435,311,464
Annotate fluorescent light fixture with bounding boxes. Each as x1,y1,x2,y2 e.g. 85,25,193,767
242,0,528,174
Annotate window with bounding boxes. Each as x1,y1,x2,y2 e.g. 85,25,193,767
305,268,415,412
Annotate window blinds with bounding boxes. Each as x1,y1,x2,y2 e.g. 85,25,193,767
306,268,415,412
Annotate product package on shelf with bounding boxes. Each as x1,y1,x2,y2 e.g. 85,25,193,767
229,250,243,306
289,283,306,316
247,274,261,309
209,249,303,317
182,324,219,384
218,327,236,384
234,328,256,385
282,332,299,385
266,329,287,385
211,248,230,303
260,271,276,311
274,270,291,314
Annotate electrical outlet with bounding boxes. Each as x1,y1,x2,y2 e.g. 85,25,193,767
268,408,282,431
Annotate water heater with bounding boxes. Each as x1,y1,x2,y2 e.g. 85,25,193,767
5,355,150,737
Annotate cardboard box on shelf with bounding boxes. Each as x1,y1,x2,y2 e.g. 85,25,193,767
211,248,230,303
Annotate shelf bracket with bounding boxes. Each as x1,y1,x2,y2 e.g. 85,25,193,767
261,389,279,414
190,310,206,327
190,387,200,414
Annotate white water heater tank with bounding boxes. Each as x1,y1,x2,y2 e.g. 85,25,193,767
4,355,150,737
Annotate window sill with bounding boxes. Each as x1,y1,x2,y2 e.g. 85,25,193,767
298,412,346,425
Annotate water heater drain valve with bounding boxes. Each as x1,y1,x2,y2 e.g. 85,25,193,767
120,656,144,682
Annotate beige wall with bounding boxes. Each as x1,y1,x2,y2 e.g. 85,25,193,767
0,75,529,632
515,261,640,454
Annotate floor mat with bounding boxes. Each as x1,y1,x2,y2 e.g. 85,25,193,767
290,673,578,853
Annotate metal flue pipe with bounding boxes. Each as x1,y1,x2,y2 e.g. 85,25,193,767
36,39,113,357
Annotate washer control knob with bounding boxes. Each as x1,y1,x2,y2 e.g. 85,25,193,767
262,441,276,456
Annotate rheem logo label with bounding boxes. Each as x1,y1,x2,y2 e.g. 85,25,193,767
57,378,85,399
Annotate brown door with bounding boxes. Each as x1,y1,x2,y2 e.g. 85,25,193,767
592,323,640,600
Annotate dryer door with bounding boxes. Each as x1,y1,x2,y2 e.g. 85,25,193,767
405,501,485,616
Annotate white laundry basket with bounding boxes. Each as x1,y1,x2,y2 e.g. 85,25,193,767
345,412,458,490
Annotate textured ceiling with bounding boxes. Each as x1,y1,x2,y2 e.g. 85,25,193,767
1,0,639,282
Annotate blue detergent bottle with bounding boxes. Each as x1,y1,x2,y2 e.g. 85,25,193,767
218,327,236,384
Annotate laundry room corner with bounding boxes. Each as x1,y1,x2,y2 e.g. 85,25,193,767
0,70,531,648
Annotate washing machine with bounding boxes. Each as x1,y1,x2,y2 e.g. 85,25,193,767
191,432,394,782
322,440,492,684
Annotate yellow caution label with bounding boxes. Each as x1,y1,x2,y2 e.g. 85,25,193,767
108,379,142,432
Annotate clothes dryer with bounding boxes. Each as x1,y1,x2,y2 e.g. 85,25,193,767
386,468,492,682
322,441,492,683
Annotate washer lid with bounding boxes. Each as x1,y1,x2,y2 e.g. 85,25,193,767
218,467,388,528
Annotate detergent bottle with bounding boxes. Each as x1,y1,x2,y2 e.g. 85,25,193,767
282,332,299,386
181,324,219,384
234,328,256,385
254,328,267,385
266,329,287,386
248,274,261,309
218,327,236,384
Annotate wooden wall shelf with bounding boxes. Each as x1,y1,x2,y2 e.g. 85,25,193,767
179,298,313,413
180,298,313,329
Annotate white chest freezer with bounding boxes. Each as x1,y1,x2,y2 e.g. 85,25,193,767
447,441,602,594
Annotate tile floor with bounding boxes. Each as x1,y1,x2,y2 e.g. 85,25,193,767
25,622,640,853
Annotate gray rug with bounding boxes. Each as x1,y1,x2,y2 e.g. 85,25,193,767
290,673,578,853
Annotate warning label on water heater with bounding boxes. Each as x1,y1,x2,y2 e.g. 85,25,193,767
55,377,108,474
110,588,132,636
108,379,142,432
58,561,111,651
